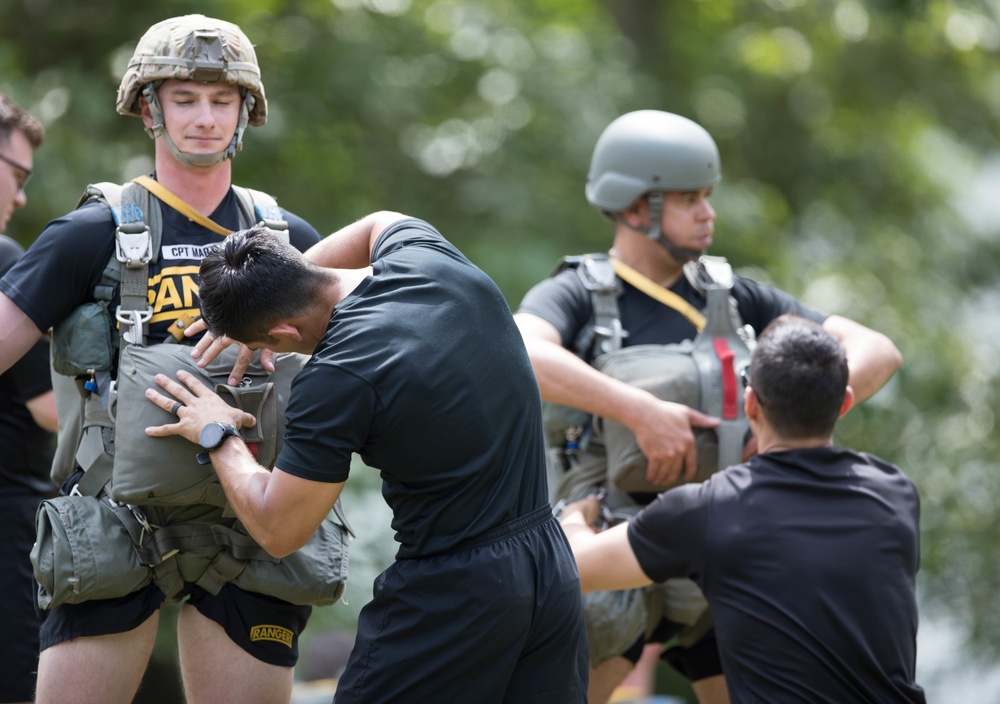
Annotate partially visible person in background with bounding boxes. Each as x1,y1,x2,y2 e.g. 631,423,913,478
0,92,57,704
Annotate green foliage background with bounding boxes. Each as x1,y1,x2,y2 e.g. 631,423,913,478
3,0,1000,697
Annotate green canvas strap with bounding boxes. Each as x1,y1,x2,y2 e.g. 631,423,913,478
147,521,278,565
89,180,161,350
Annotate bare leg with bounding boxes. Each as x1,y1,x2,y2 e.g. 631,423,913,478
177,603,294,704
34,611,159,704
692,674,730,704
588,655,635,704
611,643,662,701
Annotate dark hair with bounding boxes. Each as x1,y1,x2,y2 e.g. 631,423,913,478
198,226,326,343
0,94,44,148
749,315,848,439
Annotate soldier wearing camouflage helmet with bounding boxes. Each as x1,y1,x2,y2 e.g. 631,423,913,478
118,14,267,167
514,110,902,704
0,15,329,704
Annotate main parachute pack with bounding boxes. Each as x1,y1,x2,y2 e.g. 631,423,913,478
32,179,351,609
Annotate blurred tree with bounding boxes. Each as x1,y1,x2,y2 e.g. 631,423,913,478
2,0,999,697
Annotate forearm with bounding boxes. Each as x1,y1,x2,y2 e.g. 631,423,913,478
521,333,655,427
209,439,299,558
305,211,408,269
26,390,58,432
823,314,903,403
560,508,650,593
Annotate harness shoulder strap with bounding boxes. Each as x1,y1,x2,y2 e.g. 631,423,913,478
231,185,289,243
552,253,626,359
81,182,162,348
682,255,754,343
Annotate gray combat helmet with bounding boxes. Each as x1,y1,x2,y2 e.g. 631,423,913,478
586,110,721,260
117,14,266,169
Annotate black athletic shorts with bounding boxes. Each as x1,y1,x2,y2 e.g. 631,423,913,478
622,623,723,682
38,582,311,667
335,506,589,704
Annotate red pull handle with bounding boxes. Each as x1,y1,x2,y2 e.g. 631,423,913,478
712,339,738,420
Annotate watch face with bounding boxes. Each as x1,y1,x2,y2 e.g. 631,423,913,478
200,422,237,450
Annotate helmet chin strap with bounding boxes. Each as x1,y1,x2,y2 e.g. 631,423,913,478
655,237,704,264
645,191,704,262
617,191,704,263
140,83,252,169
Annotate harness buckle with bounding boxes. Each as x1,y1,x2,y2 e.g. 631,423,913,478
593,318,627,355
115,223,153,268
115,307,154,346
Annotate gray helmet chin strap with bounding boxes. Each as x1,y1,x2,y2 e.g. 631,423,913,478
655,238,704,264
617,191,704,264
140,83,252,169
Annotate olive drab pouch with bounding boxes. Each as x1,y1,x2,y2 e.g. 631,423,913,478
594,285,752,494
50,302,117,377
233,508,353,607
110,344,308,507
31,494,153,609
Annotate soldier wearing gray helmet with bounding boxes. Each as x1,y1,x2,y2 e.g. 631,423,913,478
514,110,902,704
0,15,327,704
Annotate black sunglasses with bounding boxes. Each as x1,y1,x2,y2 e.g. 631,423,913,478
740,367,766,405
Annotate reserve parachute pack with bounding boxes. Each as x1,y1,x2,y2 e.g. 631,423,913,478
33,178,351,610
544,253,753,495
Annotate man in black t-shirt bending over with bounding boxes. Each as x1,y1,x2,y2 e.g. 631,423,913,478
560,315,925,704
146,214,589,704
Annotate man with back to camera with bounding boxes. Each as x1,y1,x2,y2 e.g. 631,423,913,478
143,214,590,703
0,92,57,704
514,110,903,703
0,16,331,704
559,315,925,704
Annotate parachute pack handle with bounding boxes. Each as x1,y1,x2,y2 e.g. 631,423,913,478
214,383,278,466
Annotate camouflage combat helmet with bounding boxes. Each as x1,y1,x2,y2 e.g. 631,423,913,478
586,110,720,260
117,14,267,167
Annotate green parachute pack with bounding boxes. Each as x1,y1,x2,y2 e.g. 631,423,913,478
32,180,351,609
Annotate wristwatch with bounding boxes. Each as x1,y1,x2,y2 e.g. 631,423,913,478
196,422,241,465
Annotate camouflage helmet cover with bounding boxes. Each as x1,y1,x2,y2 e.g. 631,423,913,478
586,110,721,212
117,14,267,126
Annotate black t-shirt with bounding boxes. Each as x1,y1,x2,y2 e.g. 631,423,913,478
276,219,549,559
517,263,827,359
628,448,926,704
0,235,55,493
0,185,321,345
